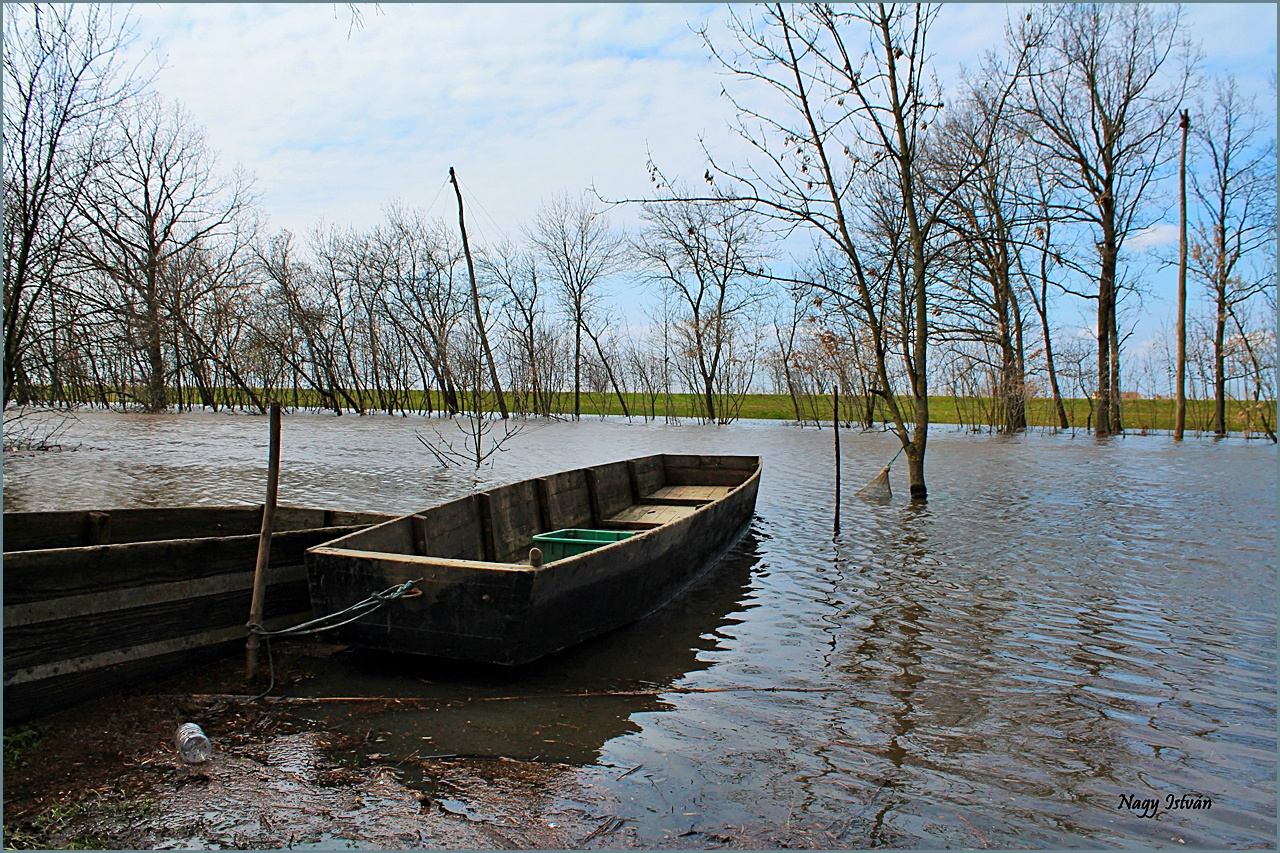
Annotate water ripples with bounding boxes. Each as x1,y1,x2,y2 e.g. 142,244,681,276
4,410,1274,847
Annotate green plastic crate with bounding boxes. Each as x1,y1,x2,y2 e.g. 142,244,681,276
532,528,634,563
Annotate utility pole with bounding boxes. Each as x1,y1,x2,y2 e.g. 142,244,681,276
1175,110,1190,441
450,167,510,420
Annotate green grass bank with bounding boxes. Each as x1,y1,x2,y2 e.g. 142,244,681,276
68,386,1278,436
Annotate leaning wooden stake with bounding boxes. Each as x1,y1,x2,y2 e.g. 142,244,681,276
833,384,841,535
246,401,282,681
450,166,510,420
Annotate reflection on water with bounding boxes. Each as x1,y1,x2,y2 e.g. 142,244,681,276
4,409,1276,847
287,529,762,769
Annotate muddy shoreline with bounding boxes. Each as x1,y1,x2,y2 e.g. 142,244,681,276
3,640,868,850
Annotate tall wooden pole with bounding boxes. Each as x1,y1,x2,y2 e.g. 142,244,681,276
1174,110,1190,441
833,384,841,535
246,401,281,681
450,167,510,420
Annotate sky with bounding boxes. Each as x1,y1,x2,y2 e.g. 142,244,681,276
116,3,1277,357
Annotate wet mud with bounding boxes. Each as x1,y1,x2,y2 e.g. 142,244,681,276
3,640,867,850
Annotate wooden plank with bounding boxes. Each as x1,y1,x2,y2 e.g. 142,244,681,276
4,565,308,627
85,512,110,545
583,469,603,526
541,470,592,531
2,505,390,552
272,506,328,530
5,582,312,672
600,520,664,531
590,461,633,519
3,611,306,725
631,455,666,497
3,511,90,552
416,496,485,561
626,460,642,503
477,492,497,562
535,478,553,532
309,547,528,572
646,485,734,502
660,454,759,471
542,470,588,497
324,510,397,527
662,466,753,487
3,506,252,551
606,504,698,526
4,610,306,687
485,480,542,563
2,527,363,605
411,515,429,555
330,516,415,555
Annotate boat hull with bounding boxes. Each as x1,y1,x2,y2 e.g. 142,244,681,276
306,454,762,665
2,505,393,724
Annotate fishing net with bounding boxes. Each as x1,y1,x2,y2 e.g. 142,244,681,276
854,465,892,501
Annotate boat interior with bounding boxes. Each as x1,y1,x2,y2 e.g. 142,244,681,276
324,454,758,565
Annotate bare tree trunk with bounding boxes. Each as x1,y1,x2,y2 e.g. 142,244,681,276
573,320,582,420
1214,268,1227,436
144,292,168,412
1095,234,1119,436
583,320,631,419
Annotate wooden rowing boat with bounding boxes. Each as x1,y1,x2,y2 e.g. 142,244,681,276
3,505,395,724
306,454,762,665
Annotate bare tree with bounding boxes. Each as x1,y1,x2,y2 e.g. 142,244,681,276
481,239,548,416
529,192,625,421
634,189,766,424
3,3,150,407
74,95,255,412
696,3,1007,497
1012,149,1074,430
1187,76,1276,437
933,64,1036,434
378,206,467,415
1016,4,1193,436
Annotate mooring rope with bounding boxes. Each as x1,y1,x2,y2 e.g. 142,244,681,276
245,579,423,701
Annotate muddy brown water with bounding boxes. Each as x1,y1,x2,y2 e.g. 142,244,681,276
3,410,1276,848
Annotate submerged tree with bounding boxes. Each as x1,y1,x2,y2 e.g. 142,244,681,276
1016,3,1194,436
696,3,1006,498
74,95,255,412
529,192,626,421
1187,77,1276,438
634,189,766,424
2,3,150,408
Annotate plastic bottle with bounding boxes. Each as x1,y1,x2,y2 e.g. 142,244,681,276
175,722,212,763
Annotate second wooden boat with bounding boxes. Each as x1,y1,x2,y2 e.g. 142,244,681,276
3,505,395,724
306,453,762,665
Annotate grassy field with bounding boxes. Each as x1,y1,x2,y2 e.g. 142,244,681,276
37,387,1278,436
574,392,1275,436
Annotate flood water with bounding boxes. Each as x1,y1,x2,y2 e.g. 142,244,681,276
4,409,1276,848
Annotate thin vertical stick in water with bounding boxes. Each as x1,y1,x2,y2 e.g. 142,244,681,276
833,384,841,536
247,401,282,681
1175,109,1190,441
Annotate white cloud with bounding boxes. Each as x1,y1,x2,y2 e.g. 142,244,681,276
123,4,742,239
107,0,1275,349
1127,224,1180,252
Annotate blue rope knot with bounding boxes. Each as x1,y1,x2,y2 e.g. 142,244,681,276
245,577,424,701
